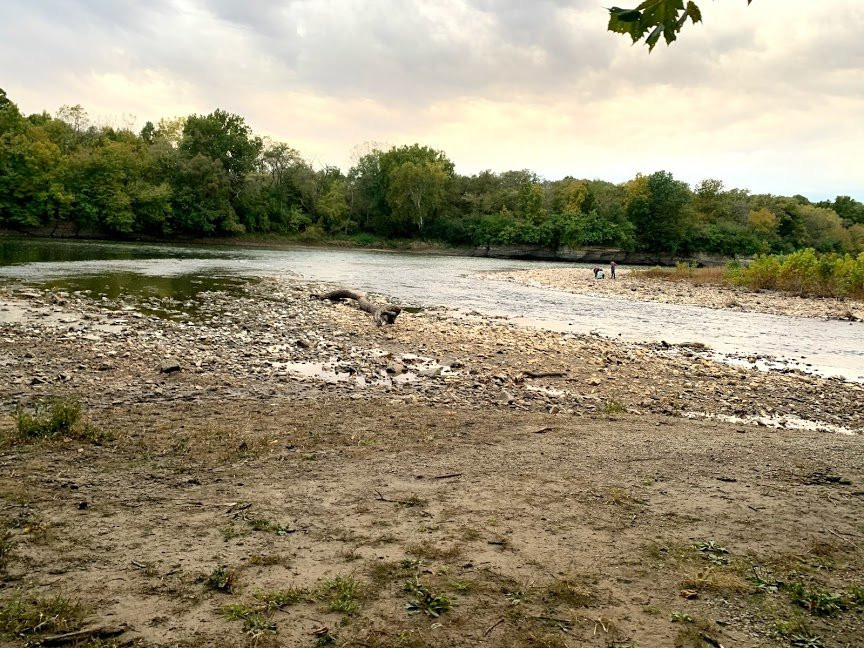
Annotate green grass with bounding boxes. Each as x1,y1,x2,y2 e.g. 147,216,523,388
11,398,113,444
0,592,87,637
254,588,306,611
318,576,363,615
787,582,845,616
218,604,276,640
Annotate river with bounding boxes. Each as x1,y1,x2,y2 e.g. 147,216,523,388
1,237,862,382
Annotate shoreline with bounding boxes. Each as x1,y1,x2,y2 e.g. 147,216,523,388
492,266,864,321
1,279,862,647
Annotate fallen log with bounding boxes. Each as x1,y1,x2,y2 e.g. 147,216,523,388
310,289,402,326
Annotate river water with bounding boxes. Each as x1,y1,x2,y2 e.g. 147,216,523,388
1,238,862,382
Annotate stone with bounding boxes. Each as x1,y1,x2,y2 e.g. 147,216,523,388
160,360,181,374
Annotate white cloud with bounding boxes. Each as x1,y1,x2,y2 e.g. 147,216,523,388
0,0,861,199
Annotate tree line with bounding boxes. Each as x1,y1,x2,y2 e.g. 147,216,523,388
1,88,862,256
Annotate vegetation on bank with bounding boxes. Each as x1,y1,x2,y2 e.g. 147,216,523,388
644,249,864,300
2,87,863,257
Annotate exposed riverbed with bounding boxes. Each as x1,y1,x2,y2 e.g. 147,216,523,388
1,238,863,382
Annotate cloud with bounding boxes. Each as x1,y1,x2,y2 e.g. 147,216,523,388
0,0,862,199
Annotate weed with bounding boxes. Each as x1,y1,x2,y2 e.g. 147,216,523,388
318,576,363,615
681,568,751,595
206,566,239,594
0,591,86,637
671,611,694,623
248,519,293,535
243,613,277,641
219,603,255,621
850,586,864,605
406,540,461,561
545,577,596,607
254,588,306,611
404,579,451,617
787,582,845,616
694,541,729,565
603,400,627,416
790,635,825,648
222,524,246,541
16,398,80,438
505,590,525,605
218,604,276,641
0,530,15,572
11,398,112,444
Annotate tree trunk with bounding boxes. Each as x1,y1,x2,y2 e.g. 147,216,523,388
310,289,402,325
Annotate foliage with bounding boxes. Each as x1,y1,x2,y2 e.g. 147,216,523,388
1,87,861,258
404,579,452,617
0,592,86,638
729,249,864,299
206,566,239,593
608,1,753,51
318,576,363,615
787,582,845,617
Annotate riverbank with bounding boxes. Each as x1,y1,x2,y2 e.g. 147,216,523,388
1,281,862,647
493,266,864,321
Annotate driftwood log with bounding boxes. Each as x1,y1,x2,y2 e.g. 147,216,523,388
310,289,402,326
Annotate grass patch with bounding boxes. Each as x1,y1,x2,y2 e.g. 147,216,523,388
318,576,363,615
10,398,113,445
0,592,87,638
406,540,462,561
248,518,293,535
218,604,276,641
544,576,597,608
602,400,627,416
254,588,306,611
680,568,751,595
787,581,845,616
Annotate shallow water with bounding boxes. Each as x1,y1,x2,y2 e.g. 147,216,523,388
1,238,862,382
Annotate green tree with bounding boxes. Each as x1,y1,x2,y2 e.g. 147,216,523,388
387,159,450,233
179,110,262,198
625,171,692,252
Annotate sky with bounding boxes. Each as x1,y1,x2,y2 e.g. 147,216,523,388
1,0,862,200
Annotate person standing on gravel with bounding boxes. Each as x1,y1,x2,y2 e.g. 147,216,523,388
610,260,617,279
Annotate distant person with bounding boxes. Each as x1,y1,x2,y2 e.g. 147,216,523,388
593,267,604,280
610,260,617,279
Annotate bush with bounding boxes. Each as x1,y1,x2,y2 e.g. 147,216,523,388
729,249,864,299
11,398,112,444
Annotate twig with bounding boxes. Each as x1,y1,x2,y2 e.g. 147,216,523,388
41,626,127,646
828,528,859,549
130,561,146,569
533,427,554,434
433,473,463,480
374,490,419,507
698,632,725,648
483,618,505,636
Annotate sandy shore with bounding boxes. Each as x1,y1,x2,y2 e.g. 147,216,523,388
492,267,864,321
1,281,862,647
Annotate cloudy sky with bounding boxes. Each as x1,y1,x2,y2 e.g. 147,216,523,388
2,0,862,199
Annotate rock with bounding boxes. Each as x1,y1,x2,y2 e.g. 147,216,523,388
385,362,405,375
419,366,443,378
499,390,514,404
160,360,181,374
